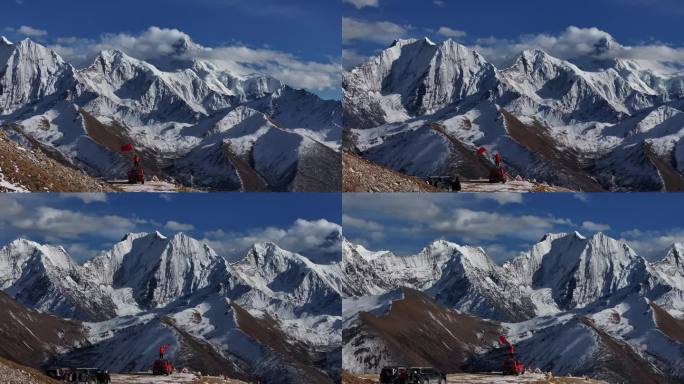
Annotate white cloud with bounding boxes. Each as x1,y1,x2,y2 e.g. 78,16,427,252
17,25,47,37
437,26,466,39
343,48,368,69
342,214,382,231
343,193,442,222
60,193,108,204
343,0,379,9
66,242,101,262
13,206,138,240
472,25,684,72
202,218,341,263
573,193,590,202
484,243,524,263
473,193,523,205
342,17,409,44
581,221,611,232
49,26,340,93
343,193,572,248
433,0,446,6
620,228,684,260
430,208,571,242
165,220,195,232
342,214,384,241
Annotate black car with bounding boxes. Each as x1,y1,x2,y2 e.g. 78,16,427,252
380,366,409,383
407,367,447,384
426,176,461,192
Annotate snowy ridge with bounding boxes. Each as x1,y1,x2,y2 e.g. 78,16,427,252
344,36,684,191
0,37,341,191
342,233,684,381
0,232,342,383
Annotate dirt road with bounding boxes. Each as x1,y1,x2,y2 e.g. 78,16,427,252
109,180,196,192
460,179,571,192
347,372,606,383
111,372,250,384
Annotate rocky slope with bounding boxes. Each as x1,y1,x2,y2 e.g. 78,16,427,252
0,36,341,191
344,37,684,191
0,128,116,192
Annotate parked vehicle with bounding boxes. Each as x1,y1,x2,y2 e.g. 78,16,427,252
45,367,71,380
127,167,145,184
502,356,525,375
426,176,461,191
152,359,174,375
380,366,409,383
69,368,109,383
407,367,446,384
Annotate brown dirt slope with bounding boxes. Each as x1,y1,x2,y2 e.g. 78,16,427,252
0,129,116,192
500,110,604,192
650,302,684,344
428,122,493,179
0,291,88,369
221,143,269,192
643,142,684,192
160,317,253,381
579,317,668,384
341,371,376,384
80,109,167,177
231,302,336,384
343,151,441,192
354,288,501,373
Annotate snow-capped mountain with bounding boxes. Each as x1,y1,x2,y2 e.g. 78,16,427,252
344,37,684,191
342,233,684,382
0,37,341,191
0,232,342,383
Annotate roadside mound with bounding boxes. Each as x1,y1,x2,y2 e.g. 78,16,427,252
343,151,440,192
0,129,117,192
0,356,60,384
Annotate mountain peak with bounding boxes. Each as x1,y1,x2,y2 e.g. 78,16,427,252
592,36,618,56
95,49,140,65
117,231,170,247
519,48,554,63
0,36,12,45
539,232,573,243
574,230,587,239
250,241,283,255
662,243,684,269
389,38,430,49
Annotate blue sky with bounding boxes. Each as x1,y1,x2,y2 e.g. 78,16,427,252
1,0,341,99
342,0,684,69
343,193,684,263
0,193,341,263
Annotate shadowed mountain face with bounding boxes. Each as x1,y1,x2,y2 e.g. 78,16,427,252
342,233,684,383
344,37,684,191
0,291,88,369
0,232,343,384
0,37,341,192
